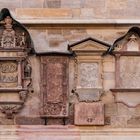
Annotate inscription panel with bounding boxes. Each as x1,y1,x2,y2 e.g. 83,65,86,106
120,57,140,88
74,102,104,125
78,63,99,88
41,56,69,117
0,61,18,87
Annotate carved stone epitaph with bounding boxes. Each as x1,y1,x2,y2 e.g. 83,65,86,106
110,27,140,107
79,62,99,88
40,56,69,117
0,8,32,118
68,38,108,102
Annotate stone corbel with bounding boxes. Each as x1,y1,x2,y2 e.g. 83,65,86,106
0,102,23,119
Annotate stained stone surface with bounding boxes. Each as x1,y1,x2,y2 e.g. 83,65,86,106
76,88,103,102
120,57,140,88
78,63,99,88
115,92,140,107
74,102,104,125
40,56,69,117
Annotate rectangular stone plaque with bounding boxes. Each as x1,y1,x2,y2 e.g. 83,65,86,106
78,63,99,88
120,56,140,88
0,61,18,88
40,56,69,117
74,102,104,125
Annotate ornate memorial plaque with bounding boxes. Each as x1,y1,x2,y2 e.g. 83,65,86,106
0,8,33,118
74,102,104,125
41,56,69,117
78,62,99,88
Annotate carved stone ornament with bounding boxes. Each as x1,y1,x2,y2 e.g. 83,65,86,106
110,27,140,107
40,56,69,117
0,8,33,118
0,103,23,119
0,16,26,49
68,37,107,102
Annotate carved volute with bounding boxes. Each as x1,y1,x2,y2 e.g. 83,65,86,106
0,8,33,118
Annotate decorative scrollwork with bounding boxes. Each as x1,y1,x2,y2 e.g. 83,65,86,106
0,104,23,119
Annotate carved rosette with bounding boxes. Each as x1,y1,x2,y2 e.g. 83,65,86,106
0,10,32,118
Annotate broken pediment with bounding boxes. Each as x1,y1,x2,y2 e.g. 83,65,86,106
110,27,140,107
106,27,140,54
68,37,110,55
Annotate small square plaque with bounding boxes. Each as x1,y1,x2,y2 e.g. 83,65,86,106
74,102,104,125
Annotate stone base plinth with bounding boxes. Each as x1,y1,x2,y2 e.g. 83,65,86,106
1,125,140,140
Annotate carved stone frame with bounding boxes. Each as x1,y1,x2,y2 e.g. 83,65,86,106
74,56,104,102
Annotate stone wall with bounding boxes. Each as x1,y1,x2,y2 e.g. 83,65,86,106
1,0,140,19
0,0,140,130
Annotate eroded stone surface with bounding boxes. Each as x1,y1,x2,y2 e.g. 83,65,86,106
120,57,140,88
40,56,69,117
74,102,104,125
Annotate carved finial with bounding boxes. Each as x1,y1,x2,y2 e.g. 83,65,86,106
4,16,13,30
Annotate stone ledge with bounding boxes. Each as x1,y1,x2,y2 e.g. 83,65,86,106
0,125,140,133
1,126,140,140
13,19,140,25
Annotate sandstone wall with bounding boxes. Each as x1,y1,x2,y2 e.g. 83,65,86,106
1,0,140,19
0,0,139,129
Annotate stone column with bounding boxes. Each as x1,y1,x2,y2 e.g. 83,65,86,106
115,54,121,88
17,60,22,88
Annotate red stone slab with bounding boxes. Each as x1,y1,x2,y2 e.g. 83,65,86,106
74,102,104,125
40,56,69,117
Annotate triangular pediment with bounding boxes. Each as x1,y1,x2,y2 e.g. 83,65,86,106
68,37,110,53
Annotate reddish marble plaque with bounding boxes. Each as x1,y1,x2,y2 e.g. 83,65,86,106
74,102,104,125
41,56,69,117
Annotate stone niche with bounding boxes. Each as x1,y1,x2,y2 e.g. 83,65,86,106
110,27,140,107
0,9,32,119
40,56,69,118
69,37,110,125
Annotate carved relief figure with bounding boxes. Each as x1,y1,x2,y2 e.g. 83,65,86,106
24,61,32,78
1,16,15,48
